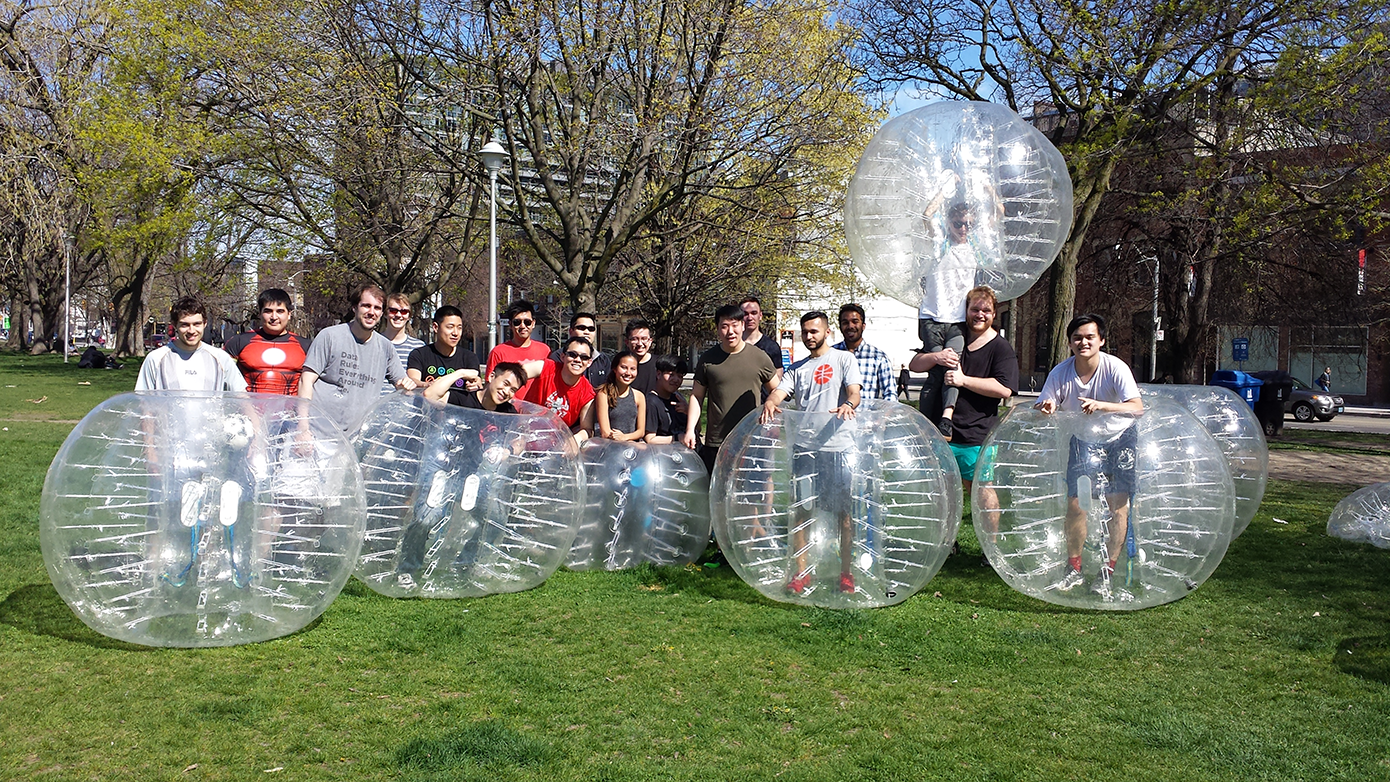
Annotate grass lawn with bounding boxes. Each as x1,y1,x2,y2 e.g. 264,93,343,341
2,352,1388,781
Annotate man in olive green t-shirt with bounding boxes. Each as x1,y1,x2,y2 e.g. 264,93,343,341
682,304,779,474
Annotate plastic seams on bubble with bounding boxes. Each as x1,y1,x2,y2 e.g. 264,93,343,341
974,400,1235,611
710,400,961,608
567,439,712,571
1140,384,1268,535
352,395,583,598
40,392,368,647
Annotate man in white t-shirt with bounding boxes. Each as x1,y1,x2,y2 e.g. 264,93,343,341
135,298,246,392
760,311,861,596
1034,314,1144,600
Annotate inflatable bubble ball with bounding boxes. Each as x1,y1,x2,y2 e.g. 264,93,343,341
710,400,961,608
845,101,1073,308
567,439,712,571
974,400,1235,610
1140,384,1268,535
40,392,367,647
1327,483,1390,548
353,394,584,598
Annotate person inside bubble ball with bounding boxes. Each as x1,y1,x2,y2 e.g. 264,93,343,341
760,311,861,595
398,363,527,588
1034,314,1144,599
913,171,1004,441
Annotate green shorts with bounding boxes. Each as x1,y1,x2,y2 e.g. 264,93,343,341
949,442,995,483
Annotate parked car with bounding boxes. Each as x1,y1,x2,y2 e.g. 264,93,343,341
1286,377,1343,422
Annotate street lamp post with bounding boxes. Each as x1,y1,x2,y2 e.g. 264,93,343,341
478,139,509,353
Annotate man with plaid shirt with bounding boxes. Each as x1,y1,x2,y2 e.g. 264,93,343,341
833,303,896,401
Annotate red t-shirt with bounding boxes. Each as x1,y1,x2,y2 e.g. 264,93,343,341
523,359,595,429
224,330,311,395
487,340,552,399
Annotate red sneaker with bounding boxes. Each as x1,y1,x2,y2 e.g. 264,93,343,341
786,574,810,595
839,573,855,593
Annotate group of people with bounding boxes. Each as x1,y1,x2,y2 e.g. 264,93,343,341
135,276,1143,599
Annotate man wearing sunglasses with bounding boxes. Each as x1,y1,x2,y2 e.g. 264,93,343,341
487,300,551,399
520,336,597,441
548,312,611,387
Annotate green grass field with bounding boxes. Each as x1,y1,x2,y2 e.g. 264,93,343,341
2,352,1388,781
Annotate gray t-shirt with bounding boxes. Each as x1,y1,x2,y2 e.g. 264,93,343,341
777,348,861,451
1036,351,1141,443
303,323,406,431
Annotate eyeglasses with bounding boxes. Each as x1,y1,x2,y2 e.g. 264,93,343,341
627,336,652,343
563,350,592,361
511,318,534,326
387,307,411,315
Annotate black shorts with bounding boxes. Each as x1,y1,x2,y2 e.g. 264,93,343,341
1065,425,1138,499
792,451,853,517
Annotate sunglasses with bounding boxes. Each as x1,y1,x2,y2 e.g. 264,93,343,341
572,324,596,332
563,350,592,361
387,307,411,315
511,318,534,326
953,220,973,229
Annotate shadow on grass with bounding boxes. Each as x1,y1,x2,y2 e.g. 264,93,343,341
395,720,555,779
1336,636,1390,686
0,583,147,651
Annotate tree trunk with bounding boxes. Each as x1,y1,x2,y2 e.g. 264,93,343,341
1049,155,1119,366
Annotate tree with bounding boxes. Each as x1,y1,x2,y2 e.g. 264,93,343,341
215,0,494,316
447,0,871,312
850,0,1365,364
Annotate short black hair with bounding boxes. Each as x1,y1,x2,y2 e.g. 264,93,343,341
800,310,829,327
258,288,293,311
433,305,464,323
504,299,535,321
838,303,865,322
569,311,597,327
655,354,688,374
1066,313,1107,341
170,297,207,324
491,361,527,388
624,318,652,338
714,304,743,325
562,335,594,356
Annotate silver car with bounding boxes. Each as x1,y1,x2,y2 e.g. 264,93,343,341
1286,377,1344,422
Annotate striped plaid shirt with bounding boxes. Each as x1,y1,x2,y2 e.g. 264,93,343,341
832,340,896,400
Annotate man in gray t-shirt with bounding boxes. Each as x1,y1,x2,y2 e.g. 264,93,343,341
300,285,414,433
760,311,862,597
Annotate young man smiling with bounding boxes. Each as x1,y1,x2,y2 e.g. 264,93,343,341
407,305,481,406
683,304,779,474
224,288,311,395
520,336,598,442
300,285,415,432
135,298,246,392
1034,313,1144,600
487,300,551,400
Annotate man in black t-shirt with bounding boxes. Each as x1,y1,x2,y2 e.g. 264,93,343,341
407,305,481,406
624,318,659,394
741,296,785,400
942,286,1018,541
644,355,690,444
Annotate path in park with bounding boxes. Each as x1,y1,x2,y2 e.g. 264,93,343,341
1267,450,1390,485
